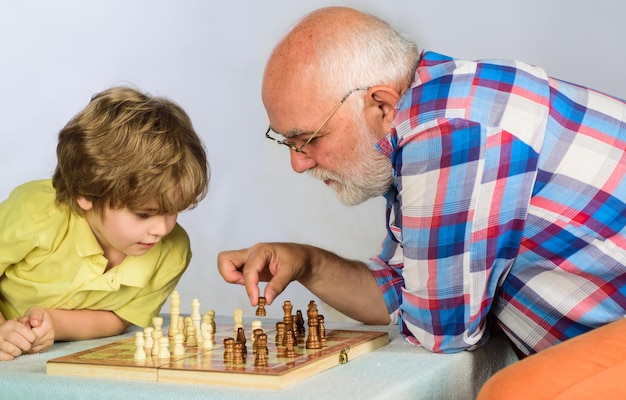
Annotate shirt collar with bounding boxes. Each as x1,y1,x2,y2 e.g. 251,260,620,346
374,50,448,159
375,50,457,160
73,214,104,258
72,213,158,288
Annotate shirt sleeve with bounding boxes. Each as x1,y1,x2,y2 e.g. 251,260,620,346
0,183,42,276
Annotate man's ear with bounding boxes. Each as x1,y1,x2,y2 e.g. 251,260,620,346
76,196,93,212
363,85,401,139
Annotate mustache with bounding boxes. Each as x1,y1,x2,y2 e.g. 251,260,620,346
308,167,341,182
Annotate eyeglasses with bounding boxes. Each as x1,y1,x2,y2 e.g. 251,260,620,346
264,87,367,154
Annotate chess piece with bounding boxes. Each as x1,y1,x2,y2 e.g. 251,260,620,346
233,342,245,364
206,309,216,334
134,331,146,360
282,301,293,323
250,320,262,342
187,325,198,347
282,301,297,356
292,314,299,342
236,327,247,357
256,297,267,316
168,290,181,338
223,338,235,363
284,327,297,358
191,298,203,346
143,327,154,351
254,333,269,367
173,333,186,356
282,300,294,345
252,328,263,354
318,315,326,344
295,310,305,337
178,315,185,337
201,314,214,349
233,308,244,334
157,336,170,359
275,321,285,346
184,316,193,340
151,319,163,356
306,300,322,349
152,316,164,335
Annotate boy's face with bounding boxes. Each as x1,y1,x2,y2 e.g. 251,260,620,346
77,197,178,267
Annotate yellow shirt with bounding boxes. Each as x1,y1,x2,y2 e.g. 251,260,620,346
0,179,191,327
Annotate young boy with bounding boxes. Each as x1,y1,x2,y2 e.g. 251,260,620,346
0,86,209,361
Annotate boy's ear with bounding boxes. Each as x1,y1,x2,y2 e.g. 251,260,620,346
76,196,93,212
362,85,401,139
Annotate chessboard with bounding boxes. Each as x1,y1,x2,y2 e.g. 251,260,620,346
46,293,389,389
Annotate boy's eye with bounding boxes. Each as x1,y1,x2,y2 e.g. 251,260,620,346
136,213,151,219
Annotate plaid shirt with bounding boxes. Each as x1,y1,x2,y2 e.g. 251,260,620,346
367,51,626,355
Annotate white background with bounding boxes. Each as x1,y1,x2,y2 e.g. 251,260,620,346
2,0,625,321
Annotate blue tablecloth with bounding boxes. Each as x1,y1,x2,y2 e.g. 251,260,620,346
0,317,517,400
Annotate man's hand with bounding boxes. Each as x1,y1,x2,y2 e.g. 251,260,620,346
217,242,390,325
217,242,311,306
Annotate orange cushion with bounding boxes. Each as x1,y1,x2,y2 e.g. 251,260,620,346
477,318,626,400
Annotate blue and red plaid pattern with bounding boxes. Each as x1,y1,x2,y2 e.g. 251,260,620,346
367,51,626,355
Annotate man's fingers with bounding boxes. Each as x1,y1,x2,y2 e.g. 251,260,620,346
216,250,247,285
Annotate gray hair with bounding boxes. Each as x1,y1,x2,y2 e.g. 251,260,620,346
315,12,419,110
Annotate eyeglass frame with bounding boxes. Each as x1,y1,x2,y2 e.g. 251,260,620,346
264,87,368,154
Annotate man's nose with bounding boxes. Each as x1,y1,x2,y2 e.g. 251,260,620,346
289,149,316,173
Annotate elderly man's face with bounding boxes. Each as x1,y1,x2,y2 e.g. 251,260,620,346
304,107,393,206
266,92,392,206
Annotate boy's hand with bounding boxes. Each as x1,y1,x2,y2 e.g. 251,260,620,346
0,318,36,361
22,307,55,354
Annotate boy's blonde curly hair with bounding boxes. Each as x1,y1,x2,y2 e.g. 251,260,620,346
52,86,209,216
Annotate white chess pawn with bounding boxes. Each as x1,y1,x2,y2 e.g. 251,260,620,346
187,325,198,347
157,336,170,359
184,317,193,340
143,327,154,351
134,332,146,360
173,333,186,356
251,320,262,342
152,316,164,335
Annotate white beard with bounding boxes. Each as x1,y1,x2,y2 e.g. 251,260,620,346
308,124,393,206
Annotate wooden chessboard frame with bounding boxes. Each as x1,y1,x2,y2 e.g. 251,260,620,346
46,323,389,389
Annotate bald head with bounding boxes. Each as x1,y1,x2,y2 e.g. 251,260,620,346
263,7,369,126
263,7,377,94
262,7,419,134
